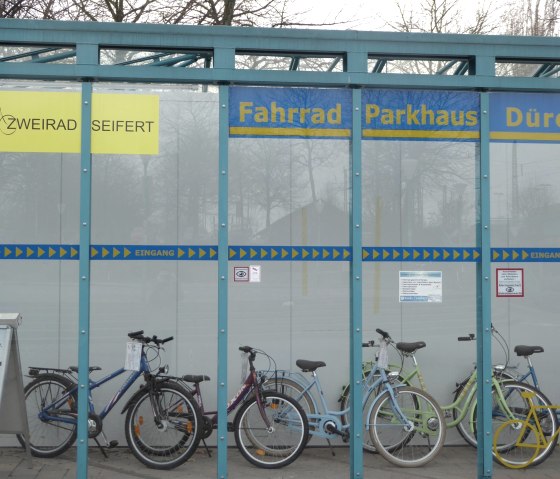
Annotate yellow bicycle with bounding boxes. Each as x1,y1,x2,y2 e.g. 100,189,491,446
493,390,559,469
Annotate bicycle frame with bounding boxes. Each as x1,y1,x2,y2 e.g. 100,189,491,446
38,350,151,426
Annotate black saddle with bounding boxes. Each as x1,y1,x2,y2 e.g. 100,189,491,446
514,345,544,357
396,341,426,354
182,374,210,383
296,359,326,372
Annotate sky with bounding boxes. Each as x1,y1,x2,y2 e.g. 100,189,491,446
291,0,511,33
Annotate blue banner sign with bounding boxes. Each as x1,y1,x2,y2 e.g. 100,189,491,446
362,90,480,141
2,244,560,262
229,87,352,139
490,92,560,143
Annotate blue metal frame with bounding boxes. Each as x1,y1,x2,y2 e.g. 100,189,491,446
2,19,560,479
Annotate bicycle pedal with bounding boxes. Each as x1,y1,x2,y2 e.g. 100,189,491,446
227,422,235,432
108,440,119,448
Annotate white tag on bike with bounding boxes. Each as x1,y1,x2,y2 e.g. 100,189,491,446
125,341,142,371
378,340,389,370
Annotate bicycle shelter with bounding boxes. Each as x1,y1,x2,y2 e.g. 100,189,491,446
1,19,560,479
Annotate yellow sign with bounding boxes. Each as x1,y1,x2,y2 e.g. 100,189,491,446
0,91,159,154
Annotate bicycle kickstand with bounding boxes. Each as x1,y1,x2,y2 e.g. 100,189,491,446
201,438,212,457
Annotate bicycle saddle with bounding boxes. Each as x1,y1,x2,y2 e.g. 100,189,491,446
182,374,210,383
514,345,544,357
296,359,326,372
69,366,102,373
396,341,426,354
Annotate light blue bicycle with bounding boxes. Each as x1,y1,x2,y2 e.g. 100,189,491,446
263,328,446,467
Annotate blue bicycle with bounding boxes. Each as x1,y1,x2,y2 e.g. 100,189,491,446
16,330,202,470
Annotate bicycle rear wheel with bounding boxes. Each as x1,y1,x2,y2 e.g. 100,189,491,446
493,419,543,468
17,374,77,458
234,391,308,469
125,382,202,470
368,386,446,467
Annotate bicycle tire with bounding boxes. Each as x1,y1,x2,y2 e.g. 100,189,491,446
368,386,446,467
261,377,316,443
493,419,543,469
234,391,308,469
465,381,557,466
125,381,202,470
16,374,77,458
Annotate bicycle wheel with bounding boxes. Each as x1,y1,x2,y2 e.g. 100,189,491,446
125,382,202,470
16,374,77,458
262,377,316,442
234,391,308,469
464,381,557,466
493,419,543,469
368,386,446,467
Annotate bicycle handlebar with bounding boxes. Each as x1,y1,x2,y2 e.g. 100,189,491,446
376,328,390,340
362,340,375,347
239,346,253,353
128,330,174,346
458,334,475,341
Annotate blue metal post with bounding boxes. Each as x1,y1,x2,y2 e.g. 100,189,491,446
77,80,93,479
217,84,229,479
349,88,363,479
476,92,492,479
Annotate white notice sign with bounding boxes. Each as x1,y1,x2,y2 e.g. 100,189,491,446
249,265,261,283
125,341,142,371
496,268,524,297
399,271,442,303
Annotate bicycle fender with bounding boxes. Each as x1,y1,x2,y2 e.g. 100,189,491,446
120,384,150,414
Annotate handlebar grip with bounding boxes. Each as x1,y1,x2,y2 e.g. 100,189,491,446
458,336,473,341
128,330,144,338
362,340,375,347
239,346,253,353
161,336,174,344
376,328,390,339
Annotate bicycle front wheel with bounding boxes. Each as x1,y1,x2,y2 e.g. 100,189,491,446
234,391,308,469
17,374,77,458
493,419,543,469
125,382,202,470
368,386,446,467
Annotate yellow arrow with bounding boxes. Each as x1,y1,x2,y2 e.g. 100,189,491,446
71,247,78,258
281,248,289,258
124,248,131,258
102,247,109,258
473,250,480,260
322,249,329,259
4,247,11,257
301,249,309,259
38,247,45,258
463,250,470,260
250,248,257,258
503,251,509,260
199,248,206,258
373,250,380,259
189,248,196,258
91,247,98,258
210,248,217,258
443,250,450,260
229,248,236,258
522,250,528,260
363,249,369,259
453,250,459,260
512,250,519,260
312,249,319,259
383,249,390,259
240,248,247,259
493,250,499,260
262,248,268,258
178,248,185,258
403,250,410,260
47,246,55,258
413,249,420,260
333,249,340,259
271,249,279,259
393,249,400,259
113,247,120,258
292,249,299,259
15,247,23,257
27,247,34,257
433,250,439,260
423,250,429,259
60,247,67,258
343,249,350,259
